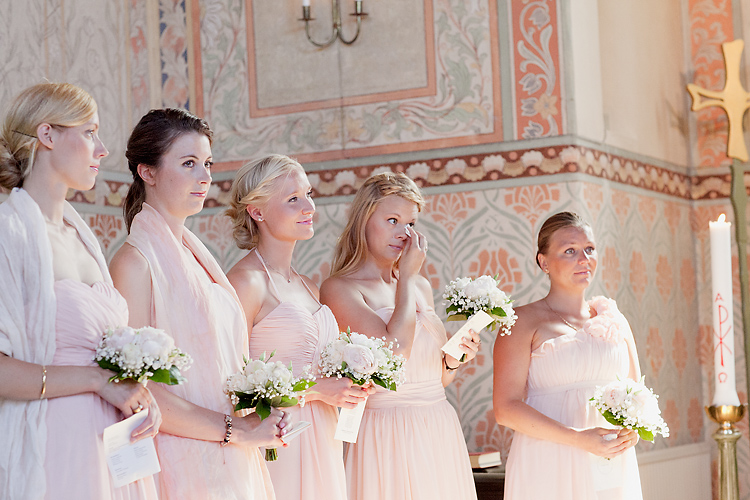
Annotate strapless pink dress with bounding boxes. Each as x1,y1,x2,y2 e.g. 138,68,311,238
344,289,477,500
504,297,642,500
248,250,347,500
45,279,158,500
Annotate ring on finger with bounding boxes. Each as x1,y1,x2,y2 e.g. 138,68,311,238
133,404,144,413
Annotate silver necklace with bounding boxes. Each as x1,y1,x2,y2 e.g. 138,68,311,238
543,298,580,332
257,249,292,283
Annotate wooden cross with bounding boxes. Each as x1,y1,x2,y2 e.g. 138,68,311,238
687,39,750,161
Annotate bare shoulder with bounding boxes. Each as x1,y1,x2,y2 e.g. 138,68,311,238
415,275,436,307
227,255,269,299
299,274,321,299
110,243,149,281
320,275,360,305
496,300,544,347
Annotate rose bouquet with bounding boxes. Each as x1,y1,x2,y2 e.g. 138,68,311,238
319,328,406,442
225,351,316,460
441,275,517,361
589,377,670,441
94,326,192,385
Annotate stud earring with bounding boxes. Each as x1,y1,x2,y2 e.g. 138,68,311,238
257,217,264,222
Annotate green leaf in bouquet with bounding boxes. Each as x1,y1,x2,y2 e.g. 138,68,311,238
276,395,300,408
256,400,272,421
637,428,654,442
292,380,315,392
446,304,459,314
447,314,468,322
148,368,172,384
490,306,507,318
600,409,623,429
243,354,249,365
168,365,187,385
97,358,122,373
372,378,387,390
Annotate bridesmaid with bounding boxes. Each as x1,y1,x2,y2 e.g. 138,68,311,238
225,154,370,500
320,172,480,500
0,82,159,500
110,109,289,500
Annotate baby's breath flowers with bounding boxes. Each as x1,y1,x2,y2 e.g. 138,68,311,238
443,275,517,336
590,377,669,441
319,328,406,391
94,326,192,385
224,351,316,460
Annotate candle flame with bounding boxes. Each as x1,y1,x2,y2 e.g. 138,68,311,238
718,213,726,223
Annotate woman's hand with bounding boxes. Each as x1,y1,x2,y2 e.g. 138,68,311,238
399,227,427,278
306,377,372,409
575,427,634,459
446,328,481,367
94,369,162,442
234,408,292,448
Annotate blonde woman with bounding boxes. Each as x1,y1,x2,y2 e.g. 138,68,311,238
320,172,479,500
110,110,288,500
0,83,159,499
226,154,369,500
493,212,642,500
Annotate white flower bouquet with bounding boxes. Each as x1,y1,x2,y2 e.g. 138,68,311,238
441,275,517,361
94,326,192,385
443,275,517,335
225,351,316,460
319,328,406,391
589,377,670,441
319,328,406,442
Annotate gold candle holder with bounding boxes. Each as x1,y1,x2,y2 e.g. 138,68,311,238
705,405,746,500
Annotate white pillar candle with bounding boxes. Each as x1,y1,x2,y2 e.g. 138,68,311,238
709,214,741,406
303,0,310,6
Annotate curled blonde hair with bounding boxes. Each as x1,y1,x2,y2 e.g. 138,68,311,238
226,154,306,250
536,211,591,268
330,172,425,278
0,82,97,190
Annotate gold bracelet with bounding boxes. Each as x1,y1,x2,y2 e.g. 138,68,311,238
39,365,47,400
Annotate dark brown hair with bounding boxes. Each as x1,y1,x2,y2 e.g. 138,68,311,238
536,211,591,268
123,108,212,231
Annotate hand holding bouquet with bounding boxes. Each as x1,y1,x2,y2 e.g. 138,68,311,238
590,377,670,442
225,351,316,460
319,328,406,442
442,275,517,361
94,326,192,385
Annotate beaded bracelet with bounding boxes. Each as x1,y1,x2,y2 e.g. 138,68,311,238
220,414,232,446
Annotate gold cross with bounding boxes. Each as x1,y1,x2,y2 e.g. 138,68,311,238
687,39,750,162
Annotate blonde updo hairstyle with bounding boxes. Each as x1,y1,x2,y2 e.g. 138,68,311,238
0,82,97,190
226,154,306,250
535,211,591,269
330,172,425,278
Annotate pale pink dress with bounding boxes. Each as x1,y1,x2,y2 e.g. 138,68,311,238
45,279,158,500
504,297,643,500
127,204,274,500
248,249,347,500
345,287,477,500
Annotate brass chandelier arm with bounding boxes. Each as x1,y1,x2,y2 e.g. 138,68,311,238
300,0,367,48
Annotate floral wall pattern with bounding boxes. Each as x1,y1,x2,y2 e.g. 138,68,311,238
509,0,563,139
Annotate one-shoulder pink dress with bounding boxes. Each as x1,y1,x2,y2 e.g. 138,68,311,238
504,297,642,500
45,279,158,500
248,250,347,500
344,287,477,500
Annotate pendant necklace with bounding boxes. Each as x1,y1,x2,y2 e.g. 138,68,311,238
257,249,293,283
543,298,580,332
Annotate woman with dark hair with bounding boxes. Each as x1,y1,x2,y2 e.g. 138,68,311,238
493,211,643,500
0,82,159,500
320,172,479,500
110,109,288,500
